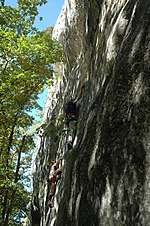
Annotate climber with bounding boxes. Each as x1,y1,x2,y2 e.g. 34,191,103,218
65,85,85,150
65,84,85,126
47,158,63,208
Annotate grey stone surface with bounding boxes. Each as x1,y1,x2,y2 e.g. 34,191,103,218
31,0,150,225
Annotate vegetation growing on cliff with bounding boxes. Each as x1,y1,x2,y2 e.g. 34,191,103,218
0,0,63,225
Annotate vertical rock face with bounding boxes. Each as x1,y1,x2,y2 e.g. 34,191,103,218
31,0,150,226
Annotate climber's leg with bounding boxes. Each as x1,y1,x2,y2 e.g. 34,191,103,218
48,183,56,208
50,182,56,197
67,120,77,150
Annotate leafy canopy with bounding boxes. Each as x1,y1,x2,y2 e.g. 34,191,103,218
0,0,63,225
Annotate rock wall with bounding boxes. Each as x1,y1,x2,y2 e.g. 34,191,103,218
31,0,150,225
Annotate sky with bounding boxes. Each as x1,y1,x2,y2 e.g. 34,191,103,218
5,0,64,109
5,0,64,30
34,0,65,30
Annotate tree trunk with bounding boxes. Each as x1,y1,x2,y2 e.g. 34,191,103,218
2,134,26,225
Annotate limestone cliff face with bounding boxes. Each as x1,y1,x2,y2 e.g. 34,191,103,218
31,0,150,226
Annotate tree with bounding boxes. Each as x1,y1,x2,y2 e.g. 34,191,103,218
0,0,63,225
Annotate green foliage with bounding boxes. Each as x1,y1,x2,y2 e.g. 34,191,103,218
0,0,63,225
44,26,54,36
